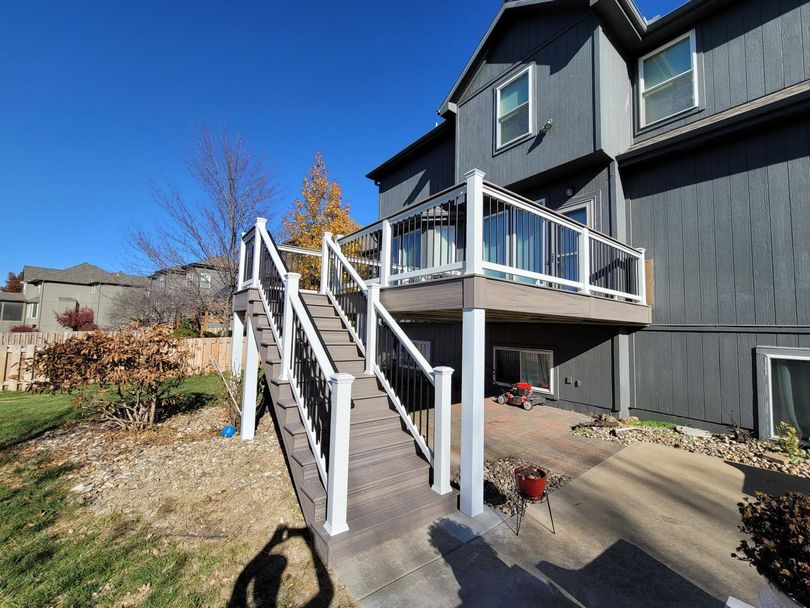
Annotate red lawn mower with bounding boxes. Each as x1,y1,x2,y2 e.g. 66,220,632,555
496,382,546,411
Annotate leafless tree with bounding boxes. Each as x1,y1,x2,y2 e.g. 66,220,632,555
130,124,279,317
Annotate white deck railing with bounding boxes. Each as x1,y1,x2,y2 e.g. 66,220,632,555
338,170,646,304
236,221,355,536
321,233,454,495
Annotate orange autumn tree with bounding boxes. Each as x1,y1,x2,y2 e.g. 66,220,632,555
282,153,359,289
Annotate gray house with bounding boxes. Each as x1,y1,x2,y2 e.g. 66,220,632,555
18,263,147,332
232,0,810,562
363,0,810,442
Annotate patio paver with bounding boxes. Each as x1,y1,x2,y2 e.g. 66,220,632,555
450,400,623,479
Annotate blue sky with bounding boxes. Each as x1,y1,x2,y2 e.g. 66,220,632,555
0,0,684,276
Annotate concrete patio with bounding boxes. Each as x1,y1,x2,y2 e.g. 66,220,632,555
335,409,810,607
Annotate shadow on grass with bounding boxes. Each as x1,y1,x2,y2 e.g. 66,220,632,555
227,525,334,608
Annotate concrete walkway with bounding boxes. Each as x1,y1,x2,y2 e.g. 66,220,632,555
335,442,810,607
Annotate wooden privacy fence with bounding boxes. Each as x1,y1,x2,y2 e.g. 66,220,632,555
0,331,93,346
0,337,241,392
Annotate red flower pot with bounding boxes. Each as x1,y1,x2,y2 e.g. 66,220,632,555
514,466,547,500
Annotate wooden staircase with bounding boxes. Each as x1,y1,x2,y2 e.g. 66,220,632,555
249,289,457,563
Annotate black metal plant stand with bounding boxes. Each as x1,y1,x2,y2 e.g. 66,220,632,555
515,490,555,536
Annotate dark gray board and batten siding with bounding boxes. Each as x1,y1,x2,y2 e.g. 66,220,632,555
634,0,810,143
625,117,810,431
455,9,598,186
377,128,455,219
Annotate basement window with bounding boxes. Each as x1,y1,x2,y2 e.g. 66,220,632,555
638,30,698,127
756,347,810,444
398,339,431,370
495,66,533,148
493,346,553,395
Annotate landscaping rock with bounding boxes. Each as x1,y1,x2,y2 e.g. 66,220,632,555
452,456,570,517
675,425,714,438
573,423,810,479
762,450,791,465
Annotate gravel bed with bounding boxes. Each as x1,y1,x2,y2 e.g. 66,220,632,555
574,424,810,478
453,456,571,517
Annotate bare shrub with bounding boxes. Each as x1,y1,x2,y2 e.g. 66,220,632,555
34,325,189,429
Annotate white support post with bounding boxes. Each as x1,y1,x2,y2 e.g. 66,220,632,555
638,248,647,305
231,311,244,376
280,272,300,381
324,372,355,536
252,218,267,286
460,307,485,516
380,220,392,287
240,315,260,441
237,233,247,287
320,232,332,295
432,366,454,495
579,227,591,295
365,284,380,374
464,169,485,276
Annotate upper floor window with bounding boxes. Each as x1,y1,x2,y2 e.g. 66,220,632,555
638,31,698,127
496,66,533,148
200,272,212,289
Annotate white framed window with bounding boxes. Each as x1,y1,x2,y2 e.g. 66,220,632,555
399,339,431,370
27,302,38,319
756,347,810,443
493,346,554,395
638,30,698,127
185,272,194,286
200,272,212,289
495,66,533,149
0,301,23,322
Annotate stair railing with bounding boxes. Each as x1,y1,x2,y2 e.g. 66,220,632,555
240,220,354,536
322,233,454,496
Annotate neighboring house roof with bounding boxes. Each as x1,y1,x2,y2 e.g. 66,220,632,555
0,291,25,302
150,257,229,278
366,120,454,182
23,263,148,288
437,0,732,115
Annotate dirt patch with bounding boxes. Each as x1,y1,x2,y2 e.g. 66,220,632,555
14,405,355,607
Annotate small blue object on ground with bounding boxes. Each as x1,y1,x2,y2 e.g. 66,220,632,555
220,425,237,438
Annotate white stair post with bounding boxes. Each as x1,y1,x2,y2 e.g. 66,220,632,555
638,248,647,304
240,314,260,441
365,284,380,374
252,218,267,286
464,169,485,275
324,372,355,536
460,307,485,516
280,272,300,381
320,232,332,295
432,366,454,495
380,220,392,287
579,226,591,294
237,232,247,287
231,311,244,376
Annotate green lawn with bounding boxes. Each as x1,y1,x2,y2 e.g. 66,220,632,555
0,390,79,451
0,375,226,607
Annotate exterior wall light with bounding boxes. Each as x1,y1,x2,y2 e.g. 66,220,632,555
540,119,553,134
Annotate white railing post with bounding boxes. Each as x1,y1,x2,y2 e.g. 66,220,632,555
365,284,380,374
231,311,244,376
432,366,454,495
240,314,260,441
464,169,485,275
252,218,267,286
380,220,392,287
324,372,355,536
579,226,591,295
237,232,247,286
638,248,647,305
320,232,332,295
280,272,300,381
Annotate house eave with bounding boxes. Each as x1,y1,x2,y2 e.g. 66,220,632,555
366,120,454,182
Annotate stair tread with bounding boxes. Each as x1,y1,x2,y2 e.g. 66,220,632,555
346,485,453,527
